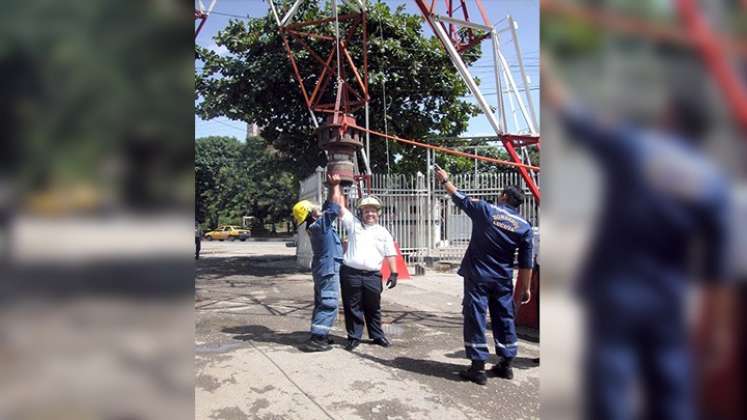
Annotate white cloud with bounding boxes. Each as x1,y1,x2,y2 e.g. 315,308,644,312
208,43,230,57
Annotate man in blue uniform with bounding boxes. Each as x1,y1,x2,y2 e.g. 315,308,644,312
292,174,344,352
543,59,732,419
435,167,534,385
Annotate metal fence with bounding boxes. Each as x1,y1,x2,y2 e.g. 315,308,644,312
434,172,538,262
296,167,539,268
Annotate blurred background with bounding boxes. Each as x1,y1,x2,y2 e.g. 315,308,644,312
540,0,745,419
0,1,194,419
2,0,746,419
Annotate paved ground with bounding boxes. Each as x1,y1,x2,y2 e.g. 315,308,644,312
195,241,539,420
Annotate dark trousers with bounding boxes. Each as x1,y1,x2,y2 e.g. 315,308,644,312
340,265,385,341
584,293,691,420
463,275,517,361
195,237,201,259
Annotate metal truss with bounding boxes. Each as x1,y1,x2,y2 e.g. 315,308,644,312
269,0,369,126
264,0,541,200
414,0,541,201
195,0,218,39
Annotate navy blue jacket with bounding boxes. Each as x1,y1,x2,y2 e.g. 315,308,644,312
308,201,343,278
453,191,534,282
561,106,730,302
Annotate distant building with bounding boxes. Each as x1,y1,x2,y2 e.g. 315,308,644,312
247,122,262,138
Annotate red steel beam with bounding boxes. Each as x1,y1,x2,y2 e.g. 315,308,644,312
195,11,208,39
282,12,367,114
676,0,747,133
340,42,369,100
474,0,491,26
414,0,541,201
542,0,747,57
286,13,359,29
285,29,335,41
499,137,541,201
280,34,312,107
308,47,337,107
543,0,747,134
287,32,339,78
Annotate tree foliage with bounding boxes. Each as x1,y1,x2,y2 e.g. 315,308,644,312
195,136,297,230
195,1,481,178
2,0,193,207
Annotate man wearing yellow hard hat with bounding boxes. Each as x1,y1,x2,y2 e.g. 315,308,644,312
291,173,344,352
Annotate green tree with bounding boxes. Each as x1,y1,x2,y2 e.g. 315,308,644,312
195,136,243,227
239,136,298,233
195,1,481,178
195,136,297,232
2,0,193,207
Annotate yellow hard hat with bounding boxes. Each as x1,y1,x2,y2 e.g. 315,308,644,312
292,200,315,225
357,195,382,210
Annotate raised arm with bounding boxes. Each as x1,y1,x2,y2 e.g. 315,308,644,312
541,50,634,161
326,173,355,233
316,173,342,231
434,166,486,219
327,173,342,206
434,165,459,196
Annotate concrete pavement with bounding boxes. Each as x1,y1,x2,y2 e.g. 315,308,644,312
195,241,539,420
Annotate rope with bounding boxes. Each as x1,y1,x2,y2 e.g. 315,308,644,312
676,0,747,133
350,124,540,171
378,18,391,173
332,0,342,118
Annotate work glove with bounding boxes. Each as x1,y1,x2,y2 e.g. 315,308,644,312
385,273,398,289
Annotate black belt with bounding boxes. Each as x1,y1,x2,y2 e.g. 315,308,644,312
341,265,379,276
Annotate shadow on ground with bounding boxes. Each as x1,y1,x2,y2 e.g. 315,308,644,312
353,352,468,382
219,324,538,384
222,325,348,351
196,255,302,280
352,351,538,383
443,350,539,369
384,309,463,330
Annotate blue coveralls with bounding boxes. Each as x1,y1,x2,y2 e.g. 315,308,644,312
453,192,534,362
561,106,730,420
307,201,343,337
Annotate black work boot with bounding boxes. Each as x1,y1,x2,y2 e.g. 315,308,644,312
459,360,487,385
372,336,390,347
491,357,514,380
300,335,332,352
344,338,360,351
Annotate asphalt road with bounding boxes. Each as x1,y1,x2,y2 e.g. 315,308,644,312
195,240,540,420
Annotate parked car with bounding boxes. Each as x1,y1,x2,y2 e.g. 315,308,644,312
204,225,251,241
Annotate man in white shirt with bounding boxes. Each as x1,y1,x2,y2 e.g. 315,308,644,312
338,195,398,351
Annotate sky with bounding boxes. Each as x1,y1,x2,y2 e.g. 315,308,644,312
195,0,539,140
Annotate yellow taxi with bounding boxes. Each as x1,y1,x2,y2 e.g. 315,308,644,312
204,225,251,241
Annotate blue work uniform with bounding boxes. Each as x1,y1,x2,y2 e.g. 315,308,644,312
453,191,534,362
561,106,730,420
307,201,344,337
